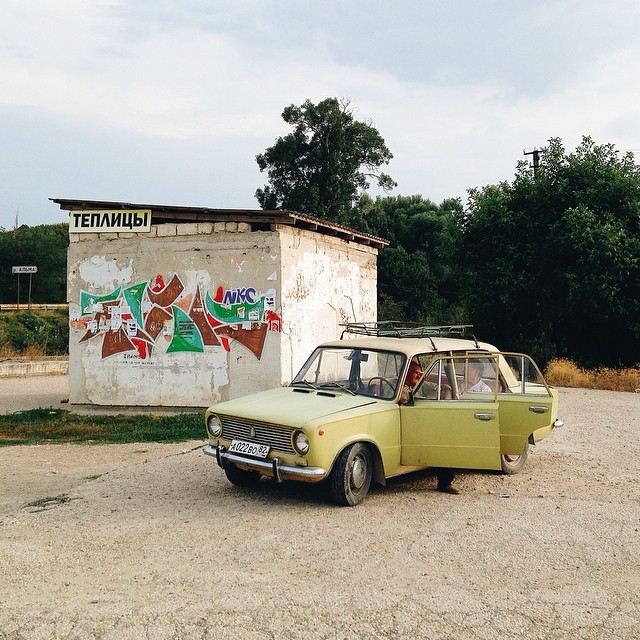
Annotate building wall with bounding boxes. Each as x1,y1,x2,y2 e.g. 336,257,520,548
67,222,378,407
277,225,378,382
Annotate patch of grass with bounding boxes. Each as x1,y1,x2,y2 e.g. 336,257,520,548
545,358,640,392
24,494,71,510
0,408,205,446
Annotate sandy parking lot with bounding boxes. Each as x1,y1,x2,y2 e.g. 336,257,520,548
0,386,639,639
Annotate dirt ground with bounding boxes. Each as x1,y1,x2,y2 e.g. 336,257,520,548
0,385,639,640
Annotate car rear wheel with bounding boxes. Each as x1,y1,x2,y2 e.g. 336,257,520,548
500,442,529,474
328,442,372,506
224,462,262,487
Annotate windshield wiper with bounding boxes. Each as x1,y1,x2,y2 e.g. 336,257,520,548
318,382,356,396
291,379,317,390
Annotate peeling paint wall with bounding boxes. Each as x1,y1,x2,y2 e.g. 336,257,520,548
278,226,378,382
67,222,378,407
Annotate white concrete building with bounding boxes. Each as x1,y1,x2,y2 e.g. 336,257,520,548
52,199,387,407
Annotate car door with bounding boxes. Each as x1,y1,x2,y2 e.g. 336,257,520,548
495,353,556,455
399,356,502,470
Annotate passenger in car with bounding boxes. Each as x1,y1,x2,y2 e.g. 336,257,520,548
463,360,492,393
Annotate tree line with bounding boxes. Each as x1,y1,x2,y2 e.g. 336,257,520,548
2,98,639,368
256,99,640,368
0,223,68,307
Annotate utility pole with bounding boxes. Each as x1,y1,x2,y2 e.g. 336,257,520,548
523,148,541,178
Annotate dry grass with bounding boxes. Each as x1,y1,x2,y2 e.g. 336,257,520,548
0,344,47,359
545,358,640,393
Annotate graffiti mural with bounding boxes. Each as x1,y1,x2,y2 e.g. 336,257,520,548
70,273,281,360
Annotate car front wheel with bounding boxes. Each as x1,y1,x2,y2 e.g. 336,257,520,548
328,442,372,506
500,442,529,474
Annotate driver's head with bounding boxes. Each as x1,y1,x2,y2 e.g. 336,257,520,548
407,358,422,386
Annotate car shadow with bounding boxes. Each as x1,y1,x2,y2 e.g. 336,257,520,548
217,467,491,507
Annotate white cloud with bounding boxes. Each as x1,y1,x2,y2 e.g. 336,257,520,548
1,0,640,227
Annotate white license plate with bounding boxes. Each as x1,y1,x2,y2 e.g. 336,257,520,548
228,439,270,458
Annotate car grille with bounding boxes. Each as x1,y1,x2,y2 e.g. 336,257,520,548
219,415,295,454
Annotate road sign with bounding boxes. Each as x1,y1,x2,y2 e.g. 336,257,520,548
12,266,37,274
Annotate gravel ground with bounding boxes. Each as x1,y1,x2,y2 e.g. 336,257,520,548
0,385,639,639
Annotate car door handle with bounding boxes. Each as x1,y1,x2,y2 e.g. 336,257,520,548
474,412,495,421
529,405,549,414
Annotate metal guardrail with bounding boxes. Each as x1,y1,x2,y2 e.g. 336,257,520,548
0,303,68,312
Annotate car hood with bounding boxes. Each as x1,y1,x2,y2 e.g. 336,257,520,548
208,386,388,428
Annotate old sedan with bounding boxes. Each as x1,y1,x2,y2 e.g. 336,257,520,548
203,323,562,505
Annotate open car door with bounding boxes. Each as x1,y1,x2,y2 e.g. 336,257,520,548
399,356,502,471
494,353,557,455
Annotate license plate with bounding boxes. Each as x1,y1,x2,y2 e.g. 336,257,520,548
228,439,270,458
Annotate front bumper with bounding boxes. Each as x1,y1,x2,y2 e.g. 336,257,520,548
203,444,327,483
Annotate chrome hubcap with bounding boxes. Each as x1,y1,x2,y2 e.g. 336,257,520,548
350,455,366,490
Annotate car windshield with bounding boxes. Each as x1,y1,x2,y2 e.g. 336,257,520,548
291,347,407,399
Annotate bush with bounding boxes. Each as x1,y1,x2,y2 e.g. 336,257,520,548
0,310,68,357
545,358,640,393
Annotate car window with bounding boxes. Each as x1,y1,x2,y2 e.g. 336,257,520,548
457,356,499,396
411,353,551,399
414,359,453,400
501,353,552,395
413,355,500,400
291,347,406,399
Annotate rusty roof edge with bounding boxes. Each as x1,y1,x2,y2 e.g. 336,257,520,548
50,198,389,248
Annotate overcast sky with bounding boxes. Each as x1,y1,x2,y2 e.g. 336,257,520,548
2,0,640,229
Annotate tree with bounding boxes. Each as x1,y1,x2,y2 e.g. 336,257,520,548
0,223,68,304
463,136,640,367
344,194,465,324
255,98,396,220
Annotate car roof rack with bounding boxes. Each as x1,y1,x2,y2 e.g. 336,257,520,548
340,321,474,339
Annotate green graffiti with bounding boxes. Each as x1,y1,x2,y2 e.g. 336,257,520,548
166,306,204,353
204,290,264,324
79,287,121,316
123,281,148,328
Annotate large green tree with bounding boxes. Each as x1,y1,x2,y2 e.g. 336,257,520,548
463,136,640,367
343,194,465,324
255,98,396,219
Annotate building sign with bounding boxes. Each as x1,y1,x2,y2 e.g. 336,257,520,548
12,266,38,274
69,210,152,233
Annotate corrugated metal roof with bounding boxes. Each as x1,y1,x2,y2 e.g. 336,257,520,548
50,198,389,249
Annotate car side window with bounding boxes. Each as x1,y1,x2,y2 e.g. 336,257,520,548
458,357,498,396
411,354,509,401
500,353,552,396
414,359,452,400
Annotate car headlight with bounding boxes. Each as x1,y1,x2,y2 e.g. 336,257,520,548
293,430,309,455
207,414,222,437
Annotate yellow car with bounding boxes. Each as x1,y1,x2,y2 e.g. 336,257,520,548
204,323,562,505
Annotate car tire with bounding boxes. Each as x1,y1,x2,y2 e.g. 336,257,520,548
500,442,529,475
224,462,262,487
328,442,372,506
